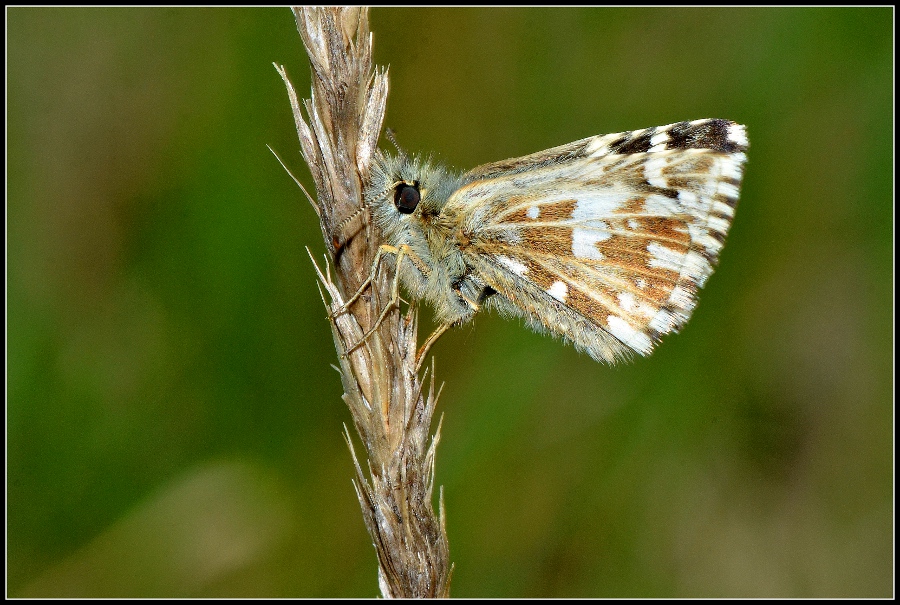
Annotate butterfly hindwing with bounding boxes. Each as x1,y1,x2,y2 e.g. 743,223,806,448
445,120,747,362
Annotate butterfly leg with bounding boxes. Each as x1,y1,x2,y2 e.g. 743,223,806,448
330,244,400,320
340,244,431,358
414,323,452,372
413,287,480,371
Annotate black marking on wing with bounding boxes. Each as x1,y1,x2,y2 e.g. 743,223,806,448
608,131,653,154
664,119,745,153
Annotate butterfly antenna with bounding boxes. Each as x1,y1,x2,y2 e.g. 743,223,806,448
386,127,405,156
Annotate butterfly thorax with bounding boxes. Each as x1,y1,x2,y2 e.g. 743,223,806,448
367,152,485,325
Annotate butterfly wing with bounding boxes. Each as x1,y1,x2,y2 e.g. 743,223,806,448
445,119,748,363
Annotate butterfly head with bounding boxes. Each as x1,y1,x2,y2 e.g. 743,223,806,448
366,150,465,244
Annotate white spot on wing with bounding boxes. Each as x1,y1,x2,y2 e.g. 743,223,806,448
526,206,540,219
572,227,608,260
669,285,695,309
649,130,670,151
684,251,712,285
644,155,670,188
650,131,670,147
585,133,619,157
497,255,528,276
618,292,636,311
727,123,748,147
687,223,723,255
572,193,627,219
712,201,735,217
708,215,731,234
649,309,677,333
547,281,568,302
607,316,653,355
617,292,657,319
641,194,682,217
716,155,745,181
647,242,685,273
715,182,740,199
678,190,699,207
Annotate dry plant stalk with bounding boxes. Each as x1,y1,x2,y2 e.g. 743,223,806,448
275,7,452,598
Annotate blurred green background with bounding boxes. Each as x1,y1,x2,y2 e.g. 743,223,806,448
7,7,892,598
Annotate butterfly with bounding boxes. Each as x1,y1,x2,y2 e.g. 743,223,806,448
340,119,747,366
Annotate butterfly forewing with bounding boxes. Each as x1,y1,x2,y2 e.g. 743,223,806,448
446,119,747,362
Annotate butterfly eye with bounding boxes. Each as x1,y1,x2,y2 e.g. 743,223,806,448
394,183,420,214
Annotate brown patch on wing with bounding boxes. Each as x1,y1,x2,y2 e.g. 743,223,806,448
563,286,610,327
526,255,672,334
675,154,716,175
628,217,691,246
596,234,685,281
537,199,578,221
567,256,675,306
501,198,578,223
664,177,691,190
629,276,675,306
614,196,647,215
495,218,690,308
521,226,573,257
713,192,739,209
523,261,555,291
